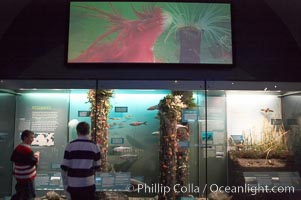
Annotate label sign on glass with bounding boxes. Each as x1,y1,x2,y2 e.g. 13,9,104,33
78,111,91,117
182,109,198,122
115,107,128,113
111,138,124,144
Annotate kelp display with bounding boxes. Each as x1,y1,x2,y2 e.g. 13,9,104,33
88,89,114,172
87,89,197,199
158,93,191,199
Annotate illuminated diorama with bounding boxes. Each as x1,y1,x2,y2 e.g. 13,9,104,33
1,81,301,199
67,2,232,64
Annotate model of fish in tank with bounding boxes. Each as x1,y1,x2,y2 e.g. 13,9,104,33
105,90,170,184
68,2,232,64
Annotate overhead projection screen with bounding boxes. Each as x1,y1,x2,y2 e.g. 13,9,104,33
68,1,233,65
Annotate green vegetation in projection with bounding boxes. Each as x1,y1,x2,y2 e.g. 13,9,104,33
68,2,232,64
160,2,232,63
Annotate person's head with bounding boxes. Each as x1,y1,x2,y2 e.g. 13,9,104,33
21,130,35,145
76,122,90,136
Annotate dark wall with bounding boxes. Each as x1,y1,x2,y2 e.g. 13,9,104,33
0,0,300,81
0,94,15,196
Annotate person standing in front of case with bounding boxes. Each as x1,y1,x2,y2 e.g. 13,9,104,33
61,121,101,200
10,130,40,200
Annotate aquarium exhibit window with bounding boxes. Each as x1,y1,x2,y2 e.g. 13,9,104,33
3,80,301,199
67,1,233,65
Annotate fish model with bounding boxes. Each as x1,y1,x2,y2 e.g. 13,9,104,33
130,121,147,126
178,164,187,169
147,105,159,110
113,146,132,152
130,178,148,192
176,124,188,130
120,154,138,160
109,117,121,120
70,4,171,63
118,122,125,128
124,115,132,119
260,108,274,113
152,131,160,136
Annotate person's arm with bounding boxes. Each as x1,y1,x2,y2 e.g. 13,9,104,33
61,169,71,200
10,149,17,162
34,151,40,163
11,146,38,166
93,145,102,171
27,150,39,166
61,169,68,190
61,146,70,191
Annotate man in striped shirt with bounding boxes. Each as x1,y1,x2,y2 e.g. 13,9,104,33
61,121,101,200
10,130,40,200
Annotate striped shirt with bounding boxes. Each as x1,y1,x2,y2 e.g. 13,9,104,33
61,135,101,193
10,143,38,182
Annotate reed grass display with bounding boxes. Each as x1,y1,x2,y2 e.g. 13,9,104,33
230,108,290,163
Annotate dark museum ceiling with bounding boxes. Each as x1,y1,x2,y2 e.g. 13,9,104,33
265,0,301,48
0,0,300,81
0,0,300,48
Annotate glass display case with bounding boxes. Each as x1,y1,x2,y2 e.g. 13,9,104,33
1,80,301,199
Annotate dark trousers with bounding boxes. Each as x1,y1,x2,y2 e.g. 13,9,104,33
11,181,35,200
68,185,96,200
70,191,95,200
